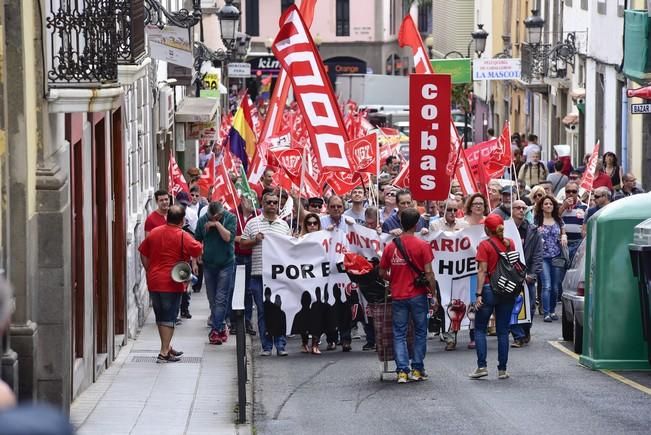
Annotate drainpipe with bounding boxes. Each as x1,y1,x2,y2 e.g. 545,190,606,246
621,84,629,174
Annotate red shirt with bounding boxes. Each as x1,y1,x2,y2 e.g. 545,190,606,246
380,235,434,300
592,172,614,191
138,224,203,293
144,211,167,233
476,236,515,275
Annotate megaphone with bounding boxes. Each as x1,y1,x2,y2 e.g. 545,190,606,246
171,262,193,283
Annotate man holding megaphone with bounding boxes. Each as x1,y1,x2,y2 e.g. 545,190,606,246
139,205,203,363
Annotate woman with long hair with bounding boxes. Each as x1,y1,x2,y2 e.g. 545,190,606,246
469,214,517,380
298,213,323,353
533,195,567,322
602,151,622,190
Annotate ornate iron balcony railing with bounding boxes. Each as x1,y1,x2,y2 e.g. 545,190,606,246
521,42,550,83
46,0,119,85
117,0,147,64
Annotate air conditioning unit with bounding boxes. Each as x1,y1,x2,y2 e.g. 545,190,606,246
159,86,174,130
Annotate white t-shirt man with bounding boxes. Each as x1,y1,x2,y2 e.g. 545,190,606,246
522,142,541,162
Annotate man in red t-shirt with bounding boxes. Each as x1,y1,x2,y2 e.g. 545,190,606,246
139,205,203,363
144,190,171,236
380,207,438,383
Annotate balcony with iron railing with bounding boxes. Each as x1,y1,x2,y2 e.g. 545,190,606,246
45,0,147,88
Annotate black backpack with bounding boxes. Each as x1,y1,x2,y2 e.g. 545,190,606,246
486,239,526,297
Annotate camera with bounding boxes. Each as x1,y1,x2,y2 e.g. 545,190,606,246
414,273,429,288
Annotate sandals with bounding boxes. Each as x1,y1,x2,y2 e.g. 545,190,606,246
311,346,321,355
301,344,310,353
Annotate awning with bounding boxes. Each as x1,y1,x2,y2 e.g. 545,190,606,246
570,88,586,100
175,97,220,123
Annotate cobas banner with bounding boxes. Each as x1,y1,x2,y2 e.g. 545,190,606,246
261,220,531,334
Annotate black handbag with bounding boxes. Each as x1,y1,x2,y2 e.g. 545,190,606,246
551,245,570,269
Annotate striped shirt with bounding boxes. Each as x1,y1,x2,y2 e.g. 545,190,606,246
242,215,290,276
561,203,587,241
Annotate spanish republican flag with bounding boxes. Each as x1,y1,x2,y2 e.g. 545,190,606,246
229,95,257,173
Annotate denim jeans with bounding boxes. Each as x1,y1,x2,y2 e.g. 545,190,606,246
539,258,563,316
251,275,287,352
204,262,235,333
235,254,253,323
510,281,536,340
475,284,514,371
392,294,428,373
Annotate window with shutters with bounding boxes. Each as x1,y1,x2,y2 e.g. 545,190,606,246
336,0,349,36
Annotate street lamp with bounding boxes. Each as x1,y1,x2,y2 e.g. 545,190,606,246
471,24,489,58
524,9,546,46
218,0,241,50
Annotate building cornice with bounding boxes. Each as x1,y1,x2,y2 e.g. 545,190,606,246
118,57,152,85
47,86,124,113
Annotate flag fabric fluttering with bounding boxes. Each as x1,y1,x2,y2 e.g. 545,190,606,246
197,154,216,198
229,94,257,173
234,164,259,209
579,141,601,192
398,15,434,74
168,151,190,197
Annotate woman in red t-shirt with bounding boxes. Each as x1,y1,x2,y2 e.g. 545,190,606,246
469,214,516,380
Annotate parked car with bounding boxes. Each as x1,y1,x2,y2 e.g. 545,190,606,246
561,238,587,353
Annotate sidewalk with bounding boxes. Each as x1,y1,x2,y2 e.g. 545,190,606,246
70,289,251,435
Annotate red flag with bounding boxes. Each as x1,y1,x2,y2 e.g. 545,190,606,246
398,15,434,74
392,164,410,189
271,6,351,172
259,0,317,142
212,162,240,212
168,152,190,197
455,147,479,195
488,121,512,170
272,170,294,192
197,154,215,198
580,141,601,192
476,153,492,199
345,133,378,174
267,147,303,187
326,171,363,196
301,171,322,198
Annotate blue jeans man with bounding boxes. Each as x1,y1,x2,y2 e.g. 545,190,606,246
204,262,235,335
393,294,428,374
251,275,286,353
475,284,515,371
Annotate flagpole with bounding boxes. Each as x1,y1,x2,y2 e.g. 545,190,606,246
375,131,381,225
512,162,520,201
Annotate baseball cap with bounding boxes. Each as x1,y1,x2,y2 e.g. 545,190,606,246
484,214,504,232
501,185,516,195
308,197,324,207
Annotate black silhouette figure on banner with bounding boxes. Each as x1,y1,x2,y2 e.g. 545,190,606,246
274,295,287,337
307,287,327,354
334,284,353,352
324,284,339,351
291,291,312,336
264,287,285,338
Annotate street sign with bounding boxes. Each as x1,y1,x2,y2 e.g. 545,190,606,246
630,103,651,114
430,58,471,84
472,58,521,81
228,63,251,78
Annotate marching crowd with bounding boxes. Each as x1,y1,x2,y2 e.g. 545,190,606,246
138,138,644,380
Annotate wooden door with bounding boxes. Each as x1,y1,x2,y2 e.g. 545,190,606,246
111,109,126,338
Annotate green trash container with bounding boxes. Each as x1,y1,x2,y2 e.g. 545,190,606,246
579,193,651,370
629,217,651,365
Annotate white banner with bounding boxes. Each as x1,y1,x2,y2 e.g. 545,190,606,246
472,58,521,81
262,220,531,334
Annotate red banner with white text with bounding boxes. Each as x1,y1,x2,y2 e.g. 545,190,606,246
580,141,601,192
398,15,434,74
409,74,451,200
345,133,378,174
271,5,350,172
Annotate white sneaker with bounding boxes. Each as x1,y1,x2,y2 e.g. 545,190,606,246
259,350,271,357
